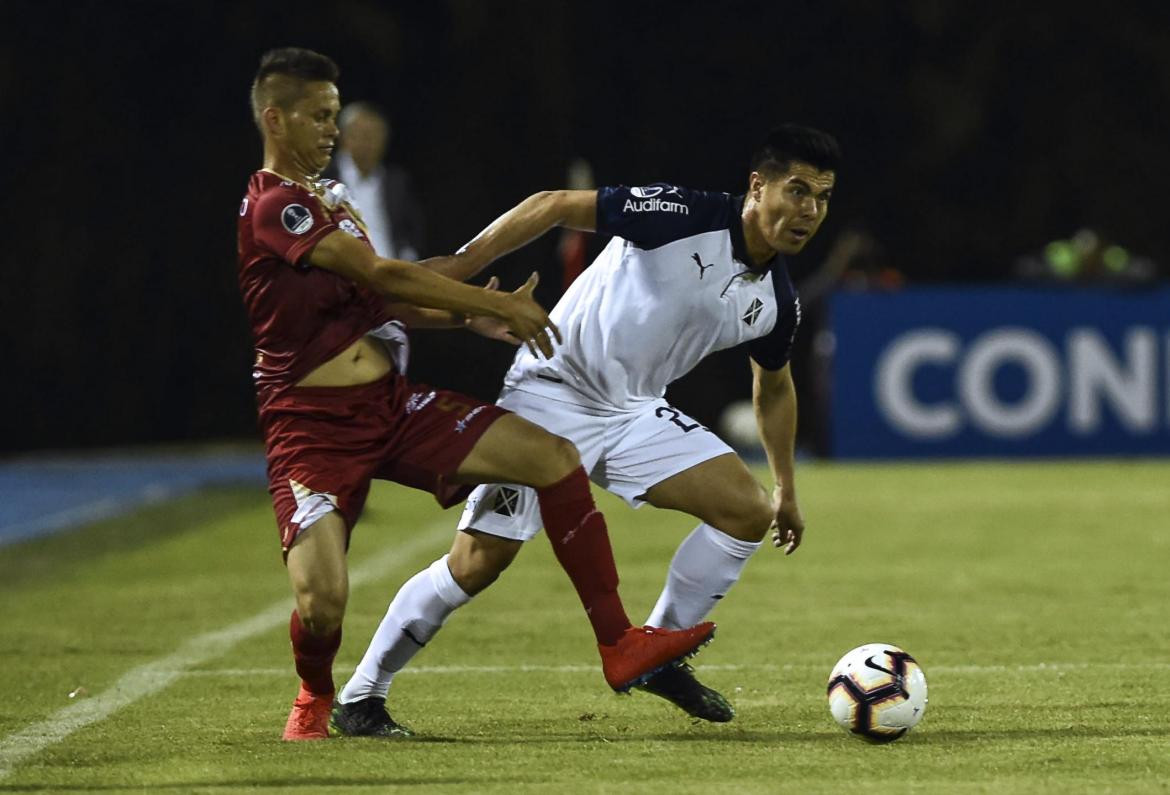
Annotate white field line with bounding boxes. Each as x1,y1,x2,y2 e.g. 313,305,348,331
177,661,1170,678
1,498,127,542
0,519,455,780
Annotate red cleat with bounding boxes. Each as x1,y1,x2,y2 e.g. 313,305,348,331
281,684,334,741
598,622,716,692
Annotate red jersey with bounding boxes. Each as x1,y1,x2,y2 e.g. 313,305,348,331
237,170,390,408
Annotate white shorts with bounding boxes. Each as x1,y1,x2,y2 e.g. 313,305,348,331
457,385,734,542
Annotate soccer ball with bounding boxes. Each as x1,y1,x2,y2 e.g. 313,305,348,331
827,643,928,743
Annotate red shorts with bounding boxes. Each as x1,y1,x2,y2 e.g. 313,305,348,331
259,373,508,556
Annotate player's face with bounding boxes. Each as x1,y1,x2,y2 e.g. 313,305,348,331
750,163,835,255
280,81,341,176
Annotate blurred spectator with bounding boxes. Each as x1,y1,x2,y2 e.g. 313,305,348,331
560,157,595,290
323,102,425,260
1015,228,1158,284
792,229,902,456
818,229,904,295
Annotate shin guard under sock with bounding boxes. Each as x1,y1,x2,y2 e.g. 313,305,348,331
536,467,630,645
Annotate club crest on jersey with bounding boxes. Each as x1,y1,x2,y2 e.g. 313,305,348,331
493,486,521,517
338,219,364,239
743,298,764,326
281,204,314,235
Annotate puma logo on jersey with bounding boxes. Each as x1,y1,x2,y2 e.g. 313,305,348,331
691,253,714,280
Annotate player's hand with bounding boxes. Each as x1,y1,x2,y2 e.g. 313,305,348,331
501,272,562,359
771,484,805,555
467,277,522,345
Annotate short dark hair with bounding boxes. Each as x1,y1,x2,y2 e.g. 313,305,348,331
250,47,340,129
751,124,842,178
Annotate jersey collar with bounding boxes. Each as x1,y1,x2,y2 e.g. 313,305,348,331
730,195,778,274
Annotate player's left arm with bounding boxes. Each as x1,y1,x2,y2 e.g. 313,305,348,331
382,303,466,329
751,360,805,554
413,190,598,282
383,277,521,344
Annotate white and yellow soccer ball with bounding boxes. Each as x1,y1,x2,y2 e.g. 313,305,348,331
827,643,928,743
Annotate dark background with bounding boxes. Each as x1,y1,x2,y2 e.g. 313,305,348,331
4,1,1168,453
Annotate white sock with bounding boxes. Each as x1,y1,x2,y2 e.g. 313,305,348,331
338,554,470,704
645,523,761,630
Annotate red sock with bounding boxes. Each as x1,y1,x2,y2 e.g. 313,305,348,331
289,610,341,695
537,467,631,645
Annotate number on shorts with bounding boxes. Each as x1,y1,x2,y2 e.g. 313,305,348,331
656,406,701,433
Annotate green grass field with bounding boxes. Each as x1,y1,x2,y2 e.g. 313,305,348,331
2,460,1169,793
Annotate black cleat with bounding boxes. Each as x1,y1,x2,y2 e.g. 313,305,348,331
330,697,415,738
636,662,735,722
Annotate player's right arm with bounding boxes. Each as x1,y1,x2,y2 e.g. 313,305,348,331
421,190,598,281
308,229,559,357
751,360,804,554
416,183,729,283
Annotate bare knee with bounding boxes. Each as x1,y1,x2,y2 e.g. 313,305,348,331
447,531,522,596
711,489,773,543
295,586,347,635
506,428,580,487
530,432,580,485
285,514,349,634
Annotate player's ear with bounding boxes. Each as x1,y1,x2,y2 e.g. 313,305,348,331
261,106,285,138
748,171,765,201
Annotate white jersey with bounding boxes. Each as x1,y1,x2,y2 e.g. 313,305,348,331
505,183,801,410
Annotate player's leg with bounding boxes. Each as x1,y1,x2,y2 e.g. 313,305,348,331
453,412,626,635
333,528,522,736
598,404,769,721
633,454,768,721
374,383,714,694
446,527,523,594
334,396,571,736
342,415,580,710
262,381,388,740
641,453,772,629
282,512,350,740
335,396,569,734
286,512,350,636
452,413,716,690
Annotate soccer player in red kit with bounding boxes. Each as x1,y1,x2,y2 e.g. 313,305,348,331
238,47,715,740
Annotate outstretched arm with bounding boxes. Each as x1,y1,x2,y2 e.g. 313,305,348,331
419,189,598,282
385,278,522,346
381,304,467,329
308,230,559,357
752,360,805,554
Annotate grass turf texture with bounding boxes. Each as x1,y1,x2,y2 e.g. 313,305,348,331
1,460,1168,793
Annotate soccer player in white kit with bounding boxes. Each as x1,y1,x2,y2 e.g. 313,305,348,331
333,125,840,734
